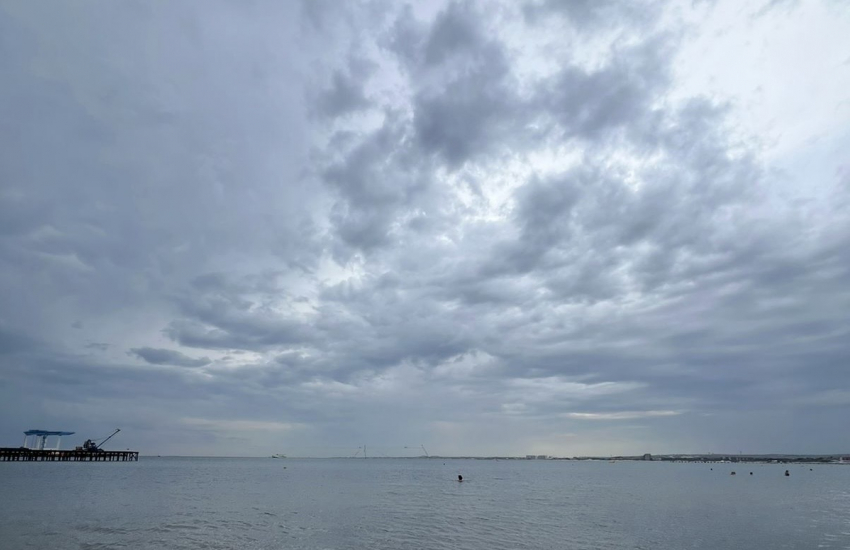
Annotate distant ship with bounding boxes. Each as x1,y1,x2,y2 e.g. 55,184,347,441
271,454,286,459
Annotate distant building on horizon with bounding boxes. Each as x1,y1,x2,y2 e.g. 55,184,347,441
643,453,652,461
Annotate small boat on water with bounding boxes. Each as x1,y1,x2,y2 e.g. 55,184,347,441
271,454,286,459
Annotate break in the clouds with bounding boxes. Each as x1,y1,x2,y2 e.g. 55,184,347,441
1,0,849,457
129,347,210,368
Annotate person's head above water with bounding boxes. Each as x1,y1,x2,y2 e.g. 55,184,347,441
458,474,463,481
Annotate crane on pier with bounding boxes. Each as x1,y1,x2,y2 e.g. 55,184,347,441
80,429,121,452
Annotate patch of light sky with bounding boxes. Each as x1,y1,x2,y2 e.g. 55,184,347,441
562,410,681,420
672,0,850,168
431,350,499,380
498,1,657,83
447,145,588,228
507,377,646,400
434,0,850,232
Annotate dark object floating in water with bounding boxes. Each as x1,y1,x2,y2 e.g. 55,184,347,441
785,470,790,477
750,472,753,475
730,471,736,475
458,474,463,482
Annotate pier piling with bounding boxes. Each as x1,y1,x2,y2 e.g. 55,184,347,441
0,448,139,462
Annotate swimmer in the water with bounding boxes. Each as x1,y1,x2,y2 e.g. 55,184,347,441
458,474,463,482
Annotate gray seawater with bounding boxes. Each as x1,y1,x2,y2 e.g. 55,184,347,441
1,458,849,549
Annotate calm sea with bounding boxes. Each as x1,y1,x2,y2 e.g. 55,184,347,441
1,458,849,549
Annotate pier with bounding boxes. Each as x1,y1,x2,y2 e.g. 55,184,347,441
0,447,139,462
2,428,138,462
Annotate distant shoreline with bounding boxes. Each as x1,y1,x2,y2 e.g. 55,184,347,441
135,454,850,463
323,455,850,464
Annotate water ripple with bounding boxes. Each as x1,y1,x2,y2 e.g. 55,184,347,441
2,460,850,549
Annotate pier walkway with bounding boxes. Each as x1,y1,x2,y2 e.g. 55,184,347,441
0,448,139,462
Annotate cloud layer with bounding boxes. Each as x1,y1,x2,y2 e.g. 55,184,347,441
1,0,849,456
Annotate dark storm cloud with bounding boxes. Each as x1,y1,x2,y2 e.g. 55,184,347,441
1,0,848,456
315,69,372,118
397,2,529,167
163,273,317,351
320,2,526,253
540,37,674,141
129,347,210,368
320,112,441,253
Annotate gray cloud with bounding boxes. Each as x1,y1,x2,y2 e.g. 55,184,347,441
523,0,663,30
542,36,674,142
406,2,530,167
322,116,419,250
129,347,210,368
1,0,848,457
315,69,371,118
85,342,110,351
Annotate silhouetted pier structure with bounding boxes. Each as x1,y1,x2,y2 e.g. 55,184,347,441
0,447,139,461
2,428,138,462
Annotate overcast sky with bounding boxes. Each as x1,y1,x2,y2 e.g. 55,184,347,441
1,0,849,457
